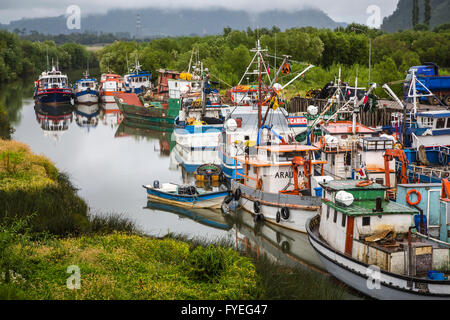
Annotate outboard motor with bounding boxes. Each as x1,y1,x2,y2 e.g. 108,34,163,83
153,180,160,189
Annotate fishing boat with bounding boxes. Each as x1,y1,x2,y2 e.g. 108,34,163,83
382,76,450,184
34,63,73,105
228,144,327,232
99,73,126,103
219,105,293,180
73,72,99,105
173,68,230,151
144,181,229,209
172,144,221,174
115,92,179,127
307,179,450,300
124,57,152,94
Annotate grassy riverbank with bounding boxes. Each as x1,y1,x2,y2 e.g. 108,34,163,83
0,139,350,300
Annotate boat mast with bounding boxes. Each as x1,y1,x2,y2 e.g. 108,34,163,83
258,39,262,128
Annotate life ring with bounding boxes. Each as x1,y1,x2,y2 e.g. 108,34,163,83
281,207,290,220
406,189,421,206
253,201,261,214
234,188,241,201
356,180,373,187
276,211,281,223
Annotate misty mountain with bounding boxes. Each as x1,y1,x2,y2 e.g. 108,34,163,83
381,0,450,32
2,8,346,37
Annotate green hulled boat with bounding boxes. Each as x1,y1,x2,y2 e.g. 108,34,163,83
115,92,180,127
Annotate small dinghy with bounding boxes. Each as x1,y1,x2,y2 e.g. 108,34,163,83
143,181,229,209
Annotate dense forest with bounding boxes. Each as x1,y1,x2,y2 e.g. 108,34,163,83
0,30,97,83
1,24,449,98
97,24,450,96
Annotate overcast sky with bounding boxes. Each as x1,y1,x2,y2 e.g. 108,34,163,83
0,0,399,26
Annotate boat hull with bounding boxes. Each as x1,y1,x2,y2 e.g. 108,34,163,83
75,90,99,104
117,101,175,126
231,181,320,233
307,217,450,300
34,89,73,105
145,186,228,209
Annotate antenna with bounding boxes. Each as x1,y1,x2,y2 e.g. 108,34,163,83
46,46,49,71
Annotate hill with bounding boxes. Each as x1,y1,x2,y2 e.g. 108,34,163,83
3,8,346,37
381,0,450,32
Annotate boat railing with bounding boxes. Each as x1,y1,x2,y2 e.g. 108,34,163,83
400,161,450,181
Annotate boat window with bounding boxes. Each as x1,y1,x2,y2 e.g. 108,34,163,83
326,206,330,219
345,153,351,166
362,216,370,226
375,178,384,185
446,118,450,128
331,154,335,166
341,214,346,227
333,209,337,223
436,118,446,129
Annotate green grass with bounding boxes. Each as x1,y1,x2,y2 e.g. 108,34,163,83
0,228,259,300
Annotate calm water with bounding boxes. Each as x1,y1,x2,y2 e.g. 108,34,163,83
1,79,329,273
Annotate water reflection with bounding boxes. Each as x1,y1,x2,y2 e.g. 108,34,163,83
99,102,122,128
145,201,234,231
74,104,100,131
115,119,175,157
34,103,73,142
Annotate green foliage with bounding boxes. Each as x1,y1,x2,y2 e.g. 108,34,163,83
184,245,227,282
0,233,259,299
0,30,96,83
0,104,14,139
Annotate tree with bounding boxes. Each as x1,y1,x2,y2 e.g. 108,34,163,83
412,0,419,27
424,0,431,27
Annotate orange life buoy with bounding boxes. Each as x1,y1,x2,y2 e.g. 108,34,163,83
356,180,373,187
406,189,421,206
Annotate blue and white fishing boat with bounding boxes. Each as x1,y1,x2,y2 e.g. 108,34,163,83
173,67,230,151
143,182,229,209
73,72,99,105
124,57,152,94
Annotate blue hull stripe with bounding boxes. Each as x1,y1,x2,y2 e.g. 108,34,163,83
145,187,228,203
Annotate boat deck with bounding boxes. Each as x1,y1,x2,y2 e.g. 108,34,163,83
116,93,143,106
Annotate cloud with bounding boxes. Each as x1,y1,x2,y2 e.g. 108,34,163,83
0,0,399,25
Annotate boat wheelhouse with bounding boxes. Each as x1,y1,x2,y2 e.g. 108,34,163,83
218,105,293,180
313,121,396,186
307,180,450,299
230,144,328,233
73,75,99,105
34,66,73,105
99,73,126,103
124,62,152,95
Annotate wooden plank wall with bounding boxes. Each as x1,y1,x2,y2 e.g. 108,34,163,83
288,96,399,128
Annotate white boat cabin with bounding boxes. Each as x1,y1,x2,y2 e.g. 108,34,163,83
319,180,449,276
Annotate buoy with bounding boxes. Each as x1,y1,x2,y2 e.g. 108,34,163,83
356,180,373,187
406,189,421,206
281,207,290,220
253,201,261,214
